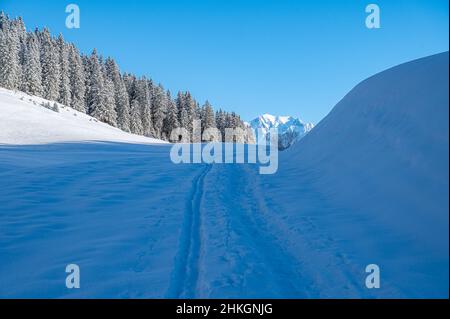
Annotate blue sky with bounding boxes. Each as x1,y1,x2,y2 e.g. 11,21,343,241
1,0,448,123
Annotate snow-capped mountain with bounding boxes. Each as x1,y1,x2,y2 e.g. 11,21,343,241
248,113,314,150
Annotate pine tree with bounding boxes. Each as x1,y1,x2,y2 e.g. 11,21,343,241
85,49,104,115
129,98,143,135
215,109,226,142
105,58,130,131
176,92,190,141
39,28,59,101
202,100,216,129
163,90,179,140
0,17,20,90
93,76,117,126
152,84,167,139
183,92,197,140
57,34,71,106
85,51,117,125
21,33,43,96
68,44,86,112
135,78,154,137
14,17,27,85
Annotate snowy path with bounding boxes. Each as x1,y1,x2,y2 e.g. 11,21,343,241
166,164,211,298
0,143,363,298
0,142,447,298
197,164,312,298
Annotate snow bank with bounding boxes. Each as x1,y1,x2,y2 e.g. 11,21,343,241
0,88,167,145
266,52,449,297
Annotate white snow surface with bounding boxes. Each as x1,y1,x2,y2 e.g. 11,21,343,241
0,88,166,145
264,51,449,297
0,52,448,298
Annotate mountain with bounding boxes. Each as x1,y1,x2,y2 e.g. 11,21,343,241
263,52,449,297
248,113,314,150
0,88,166,145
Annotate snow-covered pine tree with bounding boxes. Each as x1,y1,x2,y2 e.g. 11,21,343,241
135,78,154,137
39,28,60,101
129,98,143,135
14,17,27,85
183,92,197,140
176,92,191,141
0,11,7,30
202,101,216,129
105,58,130,132
151,84,167,139
122,73,136,100
92,76,117,126
57,34,71,106
176,91,184,125
163,90,179,140
0,16,20,90
21,33,43,96
215,109,226,142
85,51,117,126
85,49,104,115
67,44,86,112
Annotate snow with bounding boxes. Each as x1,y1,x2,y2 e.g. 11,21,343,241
260,51,449,298
0,52,448,298
0,88,166,145
249,113,314,149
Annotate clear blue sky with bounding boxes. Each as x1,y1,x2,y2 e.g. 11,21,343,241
1,0,448,123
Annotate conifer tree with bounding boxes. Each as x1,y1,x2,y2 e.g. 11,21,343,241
0,16,20,90
68,44,86,112
105,58,130,131
129,98,143,135
21,33,43,96
163,90,179,140
39,28,59,101
57,34,71,106
152,84,167,139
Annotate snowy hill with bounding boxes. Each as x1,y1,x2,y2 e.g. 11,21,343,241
249,113,314,150
0,88,166,145
263,52,449,297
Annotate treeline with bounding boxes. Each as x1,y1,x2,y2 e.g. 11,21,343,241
0,13,251,142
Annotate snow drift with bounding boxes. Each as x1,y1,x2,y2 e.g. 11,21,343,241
0,88,166,145
265,52,449,297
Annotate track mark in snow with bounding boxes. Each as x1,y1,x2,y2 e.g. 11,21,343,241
166,164,211,298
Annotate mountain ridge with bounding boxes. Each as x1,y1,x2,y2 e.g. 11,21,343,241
248,113,314,150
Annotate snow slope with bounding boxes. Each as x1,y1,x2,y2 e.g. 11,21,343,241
260,52,449,297
0,88,166,145
249,113,314,150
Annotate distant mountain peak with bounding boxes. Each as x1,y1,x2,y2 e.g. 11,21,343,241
249,113,314,150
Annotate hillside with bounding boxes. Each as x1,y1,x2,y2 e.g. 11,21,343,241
0,88,166,145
